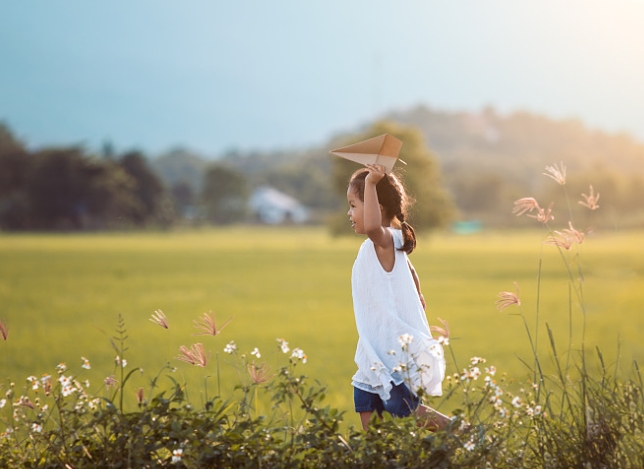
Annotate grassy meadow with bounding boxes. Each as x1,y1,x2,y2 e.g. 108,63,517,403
1,226,643,425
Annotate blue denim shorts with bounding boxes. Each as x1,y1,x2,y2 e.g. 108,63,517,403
354,382,420,417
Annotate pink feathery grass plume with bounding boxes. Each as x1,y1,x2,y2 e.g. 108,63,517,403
247,363,273,385
579,185,600,210
150,310,168,329
194,311,233,336
496,283,521,312
512,197,541,216
528,202,555,224
136,387,144,404
543,162,567,185
544,221,587,250
175,343,209,367
0,318,8,341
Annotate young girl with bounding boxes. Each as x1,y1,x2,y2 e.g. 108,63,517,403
347,163,450,431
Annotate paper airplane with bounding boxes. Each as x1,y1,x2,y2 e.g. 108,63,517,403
329,134,405,173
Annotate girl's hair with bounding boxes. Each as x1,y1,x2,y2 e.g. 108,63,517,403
348,169,417,254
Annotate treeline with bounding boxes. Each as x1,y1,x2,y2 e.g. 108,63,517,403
0,123,251,231
4,102,644,232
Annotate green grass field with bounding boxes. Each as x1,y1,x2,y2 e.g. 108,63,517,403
1,227,643,423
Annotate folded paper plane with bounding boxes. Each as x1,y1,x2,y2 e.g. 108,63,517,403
329,134,405,173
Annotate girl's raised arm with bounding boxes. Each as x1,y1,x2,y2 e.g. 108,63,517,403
363,164,394,250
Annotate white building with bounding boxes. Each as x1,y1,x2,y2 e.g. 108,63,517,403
249,186,309,224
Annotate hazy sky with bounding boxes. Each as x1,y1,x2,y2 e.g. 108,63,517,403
2,0,644,155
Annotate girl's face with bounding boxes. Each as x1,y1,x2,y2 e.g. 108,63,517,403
347,187,365,234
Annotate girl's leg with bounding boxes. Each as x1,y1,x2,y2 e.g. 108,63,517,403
359,411,374,431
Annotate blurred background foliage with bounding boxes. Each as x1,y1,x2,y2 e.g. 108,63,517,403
2,103,644,232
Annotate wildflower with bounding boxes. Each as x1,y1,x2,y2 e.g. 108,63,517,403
371,362,384,372
464,439,475,451
485,366,497,376
88,398,100,410
56,363,67,373
172,448,183,464
0,318,8,341
579,185,600,210
41,375,52,396
512,197,541,216
291,348,307,363
150,309,169,329
470,367,481,380
104,376,118,389
545,221,586,250
430,317,450,344
398,333,413,348
499,407,509,418
136,387,144,404
224,340,237,354
543,162,566,185
115,356,127,368
529,202,554,224
511,396,522,408
81,357,91,370
0,399,5,408
31,423,42,433
544,233,574,250
194,311,232,336
17,396,34,409
175,343,209,367
277,338,289,354
534,405,542,415
247,363,272,384
26,376,39,391
470,356,486,365
251,347,261,358
496,283,521,312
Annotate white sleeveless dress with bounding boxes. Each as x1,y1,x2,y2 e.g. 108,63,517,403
351,228,445,401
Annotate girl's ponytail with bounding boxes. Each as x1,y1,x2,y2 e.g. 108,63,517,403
396,213,416,254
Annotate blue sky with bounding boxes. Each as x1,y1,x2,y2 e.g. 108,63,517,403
1,0,644,156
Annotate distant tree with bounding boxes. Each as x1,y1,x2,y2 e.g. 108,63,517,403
201,164,248,224
23,148,140,230
119,151,166,225
331,120,455,234
0,123,31,229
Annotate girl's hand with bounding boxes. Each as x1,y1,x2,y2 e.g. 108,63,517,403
364,164,386,185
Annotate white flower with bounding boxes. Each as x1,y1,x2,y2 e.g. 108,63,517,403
470,356,486,365
291,348,307,363
26,376,39,391
115,356,127,368
437,336,449,346
485,366,496,376
56,363,67,373
470,367,481,380
511,396,522,408
223,341,237,354
534,405,542,416
251,347,261,358
0,399,5,408
464,439,475,451
172,448,183,464
277,338,290,354
398,333,413,348
81,357,91,370
31,423,42,433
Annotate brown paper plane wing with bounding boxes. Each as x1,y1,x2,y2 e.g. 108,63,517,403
329,134,403,173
